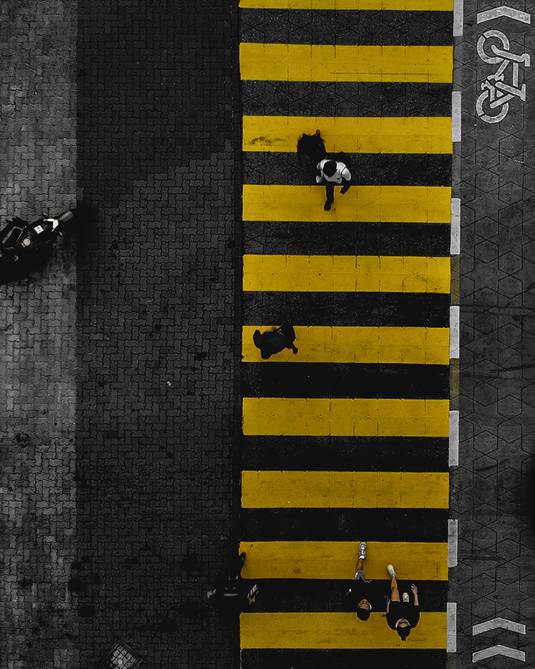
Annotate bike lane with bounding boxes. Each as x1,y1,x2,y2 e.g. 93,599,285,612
237,1,455,666
451,0,535,665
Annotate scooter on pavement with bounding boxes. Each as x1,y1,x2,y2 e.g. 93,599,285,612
0,210,74,264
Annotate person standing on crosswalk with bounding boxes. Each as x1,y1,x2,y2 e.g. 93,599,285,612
347,541,373,621
316,156,352,211
385,564,420,640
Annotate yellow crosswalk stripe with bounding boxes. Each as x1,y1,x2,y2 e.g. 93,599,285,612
240,0,453,9
240,44,453,83
241,471,449,508
240,612,447,649
243,116,452,154
243,254,451,293
242,326,450,364
242,397,449,436
240,541,448,579
242,185,451,222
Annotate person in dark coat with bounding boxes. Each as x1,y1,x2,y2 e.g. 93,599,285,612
253,325,298,359
347,541,373,621
385,564,420,640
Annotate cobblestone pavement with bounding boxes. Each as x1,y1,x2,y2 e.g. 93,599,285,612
0,2,78,667
1,0,239,668
74,1,238,667
451,0,535,666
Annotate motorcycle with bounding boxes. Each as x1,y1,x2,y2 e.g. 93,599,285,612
0,210,74,264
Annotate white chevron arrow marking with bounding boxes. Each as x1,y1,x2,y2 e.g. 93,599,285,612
477,6,531,24
472,617,526,635
472,645,525,663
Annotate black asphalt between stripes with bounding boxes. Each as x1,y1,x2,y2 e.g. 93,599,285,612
241,650,446,669
242,363,449,399
241,509,449,541
240,9,453,46
243,153,452,186
242,437,449,472
241,579,447,613
241,82,452,117
244,221,451,256
243,292,450,327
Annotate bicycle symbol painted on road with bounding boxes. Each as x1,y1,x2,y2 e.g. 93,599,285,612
476,29,530,124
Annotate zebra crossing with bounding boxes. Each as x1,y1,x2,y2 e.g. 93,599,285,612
239,0,453,665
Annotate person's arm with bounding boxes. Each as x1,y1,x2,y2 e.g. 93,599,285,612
411,584,419,607
340,170,351,193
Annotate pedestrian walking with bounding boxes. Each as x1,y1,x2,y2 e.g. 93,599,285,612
253,324,298,360
316,157,351,211
347,541,373,621
385,564,420,640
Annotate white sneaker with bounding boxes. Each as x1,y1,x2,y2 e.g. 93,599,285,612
387,564,396,578
247,584,259,605
359,541,367,560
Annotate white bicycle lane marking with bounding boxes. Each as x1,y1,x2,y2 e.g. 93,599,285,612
476,28,530,124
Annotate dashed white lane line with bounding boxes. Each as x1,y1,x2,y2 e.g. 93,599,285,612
450,198,460,255
447,602,457,653
448,519,458,568
453,0,463,36
452,92,462,143
450,306,460,360
449,410,459,467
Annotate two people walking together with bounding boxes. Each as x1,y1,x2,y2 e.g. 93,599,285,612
349,541,421,640
209,542,422,642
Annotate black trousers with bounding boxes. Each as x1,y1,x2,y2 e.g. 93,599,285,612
324,182,350,204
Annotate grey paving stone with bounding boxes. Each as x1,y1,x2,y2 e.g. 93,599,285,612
2,0,238,667
0,1,78,667
74,0,238,665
